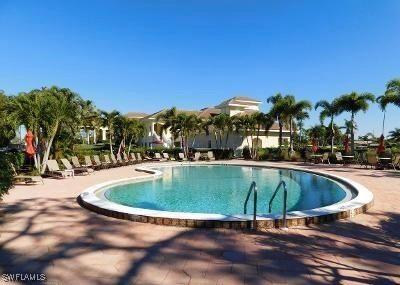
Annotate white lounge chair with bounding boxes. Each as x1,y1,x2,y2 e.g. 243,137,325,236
46,160,74,178
207,151,215,161
93,155,106,169
84,156,99,170
190,152,201,161
12,164,44,184
154,152,166,161
61,158,92,175
178,153,187,161
163,153,175,161
103,154,115,167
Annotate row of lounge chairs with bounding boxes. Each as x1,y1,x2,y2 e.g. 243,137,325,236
306,151,400,170
44,151,217,178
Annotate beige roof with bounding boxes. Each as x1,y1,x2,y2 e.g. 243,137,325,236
143,109,200,120
216,96,261,108
124,112,149,119
198,107,221,118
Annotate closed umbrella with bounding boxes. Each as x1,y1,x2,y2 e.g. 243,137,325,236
311,138,318,153
343,135,350,154
377,134,385,154
25,130,36,157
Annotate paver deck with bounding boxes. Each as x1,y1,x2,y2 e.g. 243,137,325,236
0,161,399,284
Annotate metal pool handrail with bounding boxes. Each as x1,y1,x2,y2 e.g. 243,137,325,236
268,180,288,228
243,181,257,230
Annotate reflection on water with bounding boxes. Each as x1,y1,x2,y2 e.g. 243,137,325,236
105,165,348,215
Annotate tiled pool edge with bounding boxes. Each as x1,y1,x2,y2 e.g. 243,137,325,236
78,162,374,230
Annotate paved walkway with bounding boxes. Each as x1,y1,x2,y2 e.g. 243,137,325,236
0,161,399,284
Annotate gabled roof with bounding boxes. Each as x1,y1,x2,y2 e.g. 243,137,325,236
215,96,262,108
143,109,200,120
198,107,221,118
124,112,149,119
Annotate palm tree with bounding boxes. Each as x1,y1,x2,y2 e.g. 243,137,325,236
295,111,309,146
174,113,199,156
336,92,375,154
267,93,287,148
232,114,255,155
385,79,400,107
156,107,178,148
285,97,312,153
315,99,340,153
377,78,400,136
100,110,120,154
212,113,230,149
0,91,17,147
9,86,84,173
388,128,400,143
251,112,274,158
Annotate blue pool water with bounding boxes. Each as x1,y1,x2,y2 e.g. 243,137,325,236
104,165,350,215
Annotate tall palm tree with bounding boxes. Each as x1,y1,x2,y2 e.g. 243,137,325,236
267,93,287,148
174,113,199,156
285,97,312,153
232,114,255,155
100,110,120,154
336,92,375,154
156,107,178,148
315,99,340,153
385,79,400,107
251,112,274,158
295,111,309,146
377,78,400,136
212,113,230,149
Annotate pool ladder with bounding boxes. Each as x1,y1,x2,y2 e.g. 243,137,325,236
243,180,288,230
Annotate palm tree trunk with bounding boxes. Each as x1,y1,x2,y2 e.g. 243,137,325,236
225,131,230,149
382,110,386,135
279,121,283,149
350,112,355,154
109,134,113,154
289,117,293,153
41,132,57,174
330,116,334,154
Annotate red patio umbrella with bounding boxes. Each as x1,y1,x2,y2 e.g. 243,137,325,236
343,135,350,154
377,134,385,154
25,130,36,157
311,138,318,153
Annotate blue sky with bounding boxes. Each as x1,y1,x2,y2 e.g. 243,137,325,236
1,0,399,136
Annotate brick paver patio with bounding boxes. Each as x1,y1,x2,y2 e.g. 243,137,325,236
0,161,399,284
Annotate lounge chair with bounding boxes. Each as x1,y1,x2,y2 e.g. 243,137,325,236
61,158,92,175
110,153,123,166
71,156,84,169
154,152,166,161
11,164,44,184
122,152,133,165
130,153,138,164
190,152,201,161
103,154,115,167
388,155,400,170
136,153,144,162
178,153,187,161
93,155,107,169
304,151,312,163
46,159,74,178
207,151,215,161
84,156,100,170
366,153,380,169
321,152,330,164
163,153,175,161
335,152,344,164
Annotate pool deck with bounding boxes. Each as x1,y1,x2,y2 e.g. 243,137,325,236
0,160,399,284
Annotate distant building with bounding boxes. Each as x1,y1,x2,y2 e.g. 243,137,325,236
123,96,290,150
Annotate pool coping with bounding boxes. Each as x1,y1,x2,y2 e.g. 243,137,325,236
78,161,374,229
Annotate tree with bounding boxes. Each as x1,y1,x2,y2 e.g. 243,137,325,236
315,99,340,153
284,97,312,153
9,86,84,174
377,78,400,136
251,112,274,158
267,93,287,149
100,110,120,154
212,113,230,149
295,111,309,146
388,128,400,143
336,92,375,154
156,107,178,148
0,91,17,147
173,113,199,156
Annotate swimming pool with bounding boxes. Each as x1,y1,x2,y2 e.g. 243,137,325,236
79,162,373,229
105,165,351,215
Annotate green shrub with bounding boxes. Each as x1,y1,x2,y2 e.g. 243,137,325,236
242,147,251,159
0,152,24,199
